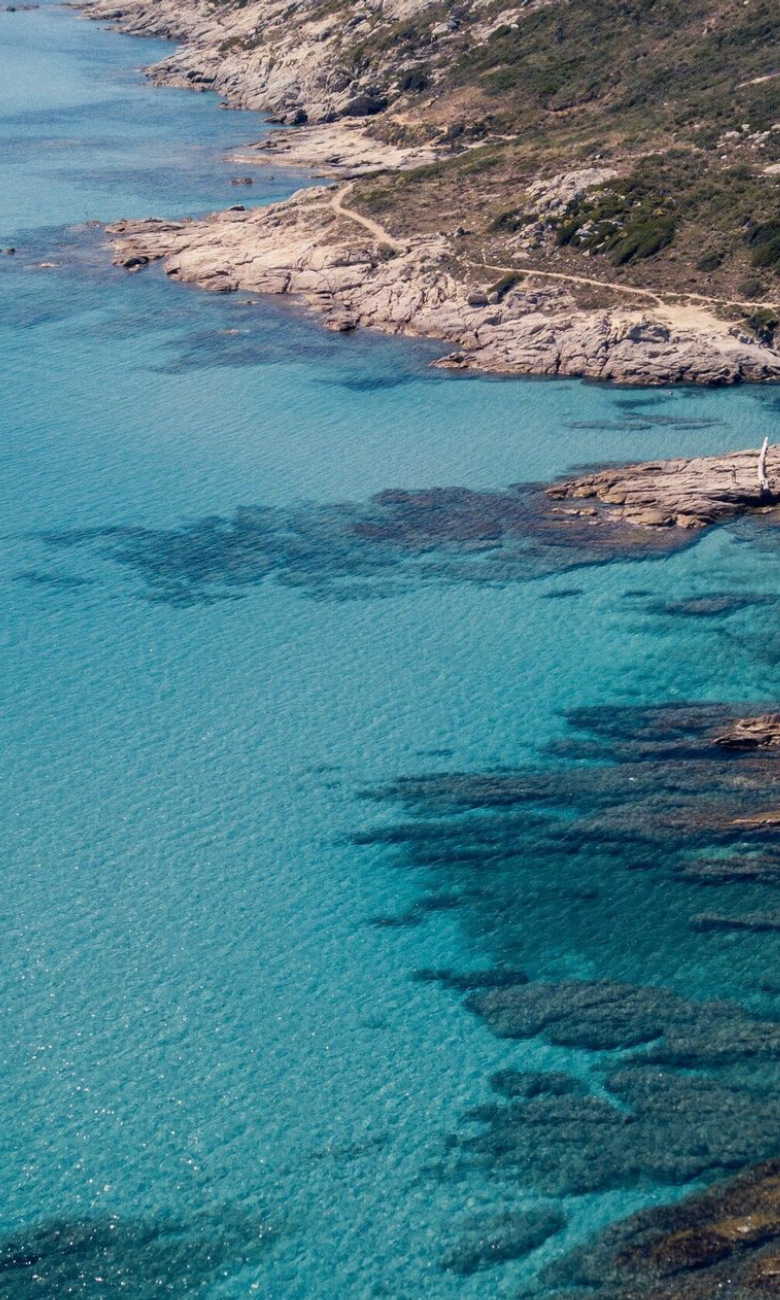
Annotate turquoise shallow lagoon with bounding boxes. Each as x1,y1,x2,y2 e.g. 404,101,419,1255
5,5,780,1297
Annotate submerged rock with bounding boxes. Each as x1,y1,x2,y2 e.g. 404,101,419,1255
455,1065,780,1195
678,854,780,885
489,1070,588,1099
545,1159,780,1297
0,1206,277,1298
647,592,767,618
466,979,780,1062
441,1206,565,1275
691,910,780,933
413,967,529,991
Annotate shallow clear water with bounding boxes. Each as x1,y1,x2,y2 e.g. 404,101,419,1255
4,5,780,1297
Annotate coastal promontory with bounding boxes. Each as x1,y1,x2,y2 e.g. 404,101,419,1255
84,0,780,383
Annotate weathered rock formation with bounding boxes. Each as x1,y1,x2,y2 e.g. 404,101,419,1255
79,0,441,122
79,0,780,385
546,1160,780,1298
106,191,780,385
714,713,780,750
548,445,780,529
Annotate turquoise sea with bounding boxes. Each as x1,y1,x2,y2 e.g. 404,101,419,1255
4,5,780,1296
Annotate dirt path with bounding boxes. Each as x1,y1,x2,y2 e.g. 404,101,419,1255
330,184,401,249
330,184,779,316
471,258,779,314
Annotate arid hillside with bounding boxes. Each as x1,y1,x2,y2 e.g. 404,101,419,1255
85,0,780,378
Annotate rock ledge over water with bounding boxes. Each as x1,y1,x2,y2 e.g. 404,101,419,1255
548,445,780,530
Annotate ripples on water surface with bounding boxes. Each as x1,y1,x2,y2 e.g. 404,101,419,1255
5,4,780,1297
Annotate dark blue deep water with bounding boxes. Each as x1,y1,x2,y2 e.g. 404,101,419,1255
5,5,780,1297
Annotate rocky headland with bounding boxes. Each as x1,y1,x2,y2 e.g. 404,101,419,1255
82,0,780,384
106,190,780,385
548,444,780,530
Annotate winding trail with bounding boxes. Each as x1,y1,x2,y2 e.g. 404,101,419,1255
470,258,780,314
330,183,780,316
330,184,401,250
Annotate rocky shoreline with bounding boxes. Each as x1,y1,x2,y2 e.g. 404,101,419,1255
106,190,780,385
78,0,780,386
548,444,780,530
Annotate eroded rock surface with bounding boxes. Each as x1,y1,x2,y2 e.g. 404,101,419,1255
545,1160,780,1298
105,191,780,385
714,713,780,750
548,445,780,530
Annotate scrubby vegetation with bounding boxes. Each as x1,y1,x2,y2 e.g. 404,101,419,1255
554,165,677,265
319,0,780,307
452,0,780,143
745,307,780,343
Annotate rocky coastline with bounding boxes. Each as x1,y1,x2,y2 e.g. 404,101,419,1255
80,0,780,386
548,444,780,530
106,190,780,385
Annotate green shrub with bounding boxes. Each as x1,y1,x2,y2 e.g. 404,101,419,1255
489,272,522,299
490,209,534,232
697,249,724,271
744,307,780,343
739,278,768,300
610,215,676,264
399,66,429,92
745,221,780,271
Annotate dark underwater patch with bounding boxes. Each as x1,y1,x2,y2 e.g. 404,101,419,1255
0,1205,277,1298
542,1159,780,1299
31,464,713,605
440,1206,566,1275
357,702,780,1277
644,592,770,619
564,417,722,431
323,373,420,392
14,568,93,591
368,891,470,928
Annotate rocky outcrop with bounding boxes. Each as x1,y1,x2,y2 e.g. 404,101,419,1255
546,1159,780,1298
105,190,780,385
714,713,780,749
78,0,780,386
78,0,468,124
227,120,442,179
548,445,780,528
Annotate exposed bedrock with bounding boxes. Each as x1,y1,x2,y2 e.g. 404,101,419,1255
715,713,780,750
104,191,780,386
548,444,780,531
